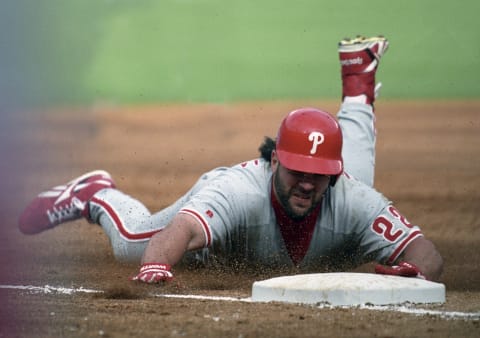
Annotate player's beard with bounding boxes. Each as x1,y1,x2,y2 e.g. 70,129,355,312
273,171,322,220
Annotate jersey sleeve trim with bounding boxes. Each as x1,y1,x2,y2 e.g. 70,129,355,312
178,208,212,247
386,230,423,264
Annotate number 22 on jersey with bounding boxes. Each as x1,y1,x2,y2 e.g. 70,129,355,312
371,206,414,242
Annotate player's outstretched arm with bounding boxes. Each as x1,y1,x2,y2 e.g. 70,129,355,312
375,237,443,282
131,213,206,283
400,236,443,281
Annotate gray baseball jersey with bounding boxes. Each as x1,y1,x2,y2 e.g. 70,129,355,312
89,102,423,268
177,159,422,270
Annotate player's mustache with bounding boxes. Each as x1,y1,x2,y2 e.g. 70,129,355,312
291,187,314,198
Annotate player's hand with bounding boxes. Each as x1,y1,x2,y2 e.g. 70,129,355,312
131,263,174,283
374,261,426,280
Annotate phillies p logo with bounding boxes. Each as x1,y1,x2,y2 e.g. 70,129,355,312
308,132,325,154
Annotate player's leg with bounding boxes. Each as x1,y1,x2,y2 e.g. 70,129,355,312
338,102,376,187
88,167,228,262
17,169,148,262
17,168,224,263
336,36,389,187
88,189,161,262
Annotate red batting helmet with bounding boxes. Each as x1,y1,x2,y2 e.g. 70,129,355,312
275,107,343,176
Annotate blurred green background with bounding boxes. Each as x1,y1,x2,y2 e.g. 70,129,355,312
2,0,480,108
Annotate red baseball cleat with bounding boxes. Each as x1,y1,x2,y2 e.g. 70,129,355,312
18,170,116,234
339,35,389,104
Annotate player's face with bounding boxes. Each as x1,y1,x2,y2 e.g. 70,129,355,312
272,156,330,220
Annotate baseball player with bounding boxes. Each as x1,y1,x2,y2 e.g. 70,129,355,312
18,36,443,283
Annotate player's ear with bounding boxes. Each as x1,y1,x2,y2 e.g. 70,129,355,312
271,150,279,171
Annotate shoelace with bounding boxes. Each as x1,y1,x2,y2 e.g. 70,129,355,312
46,197,85,224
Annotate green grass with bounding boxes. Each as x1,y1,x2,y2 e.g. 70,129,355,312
7,0,480,106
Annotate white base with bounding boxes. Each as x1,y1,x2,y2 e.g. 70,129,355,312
251,272,445,306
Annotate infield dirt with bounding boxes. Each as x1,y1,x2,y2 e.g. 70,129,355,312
1,100,479,337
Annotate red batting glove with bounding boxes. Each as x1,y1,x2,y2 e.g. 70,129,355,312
131,263,174,283
375,261,426,280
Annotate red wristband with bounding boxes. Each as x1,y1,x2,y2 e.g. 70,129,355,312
139,263,171,272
